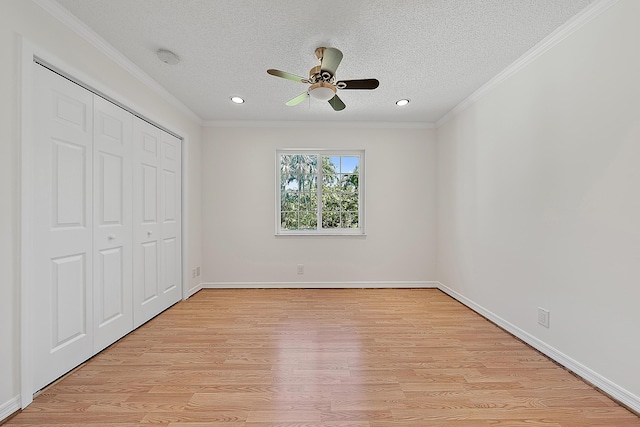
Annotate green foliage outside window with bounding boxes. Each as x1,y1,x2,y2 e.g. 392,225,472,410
279,153,360,231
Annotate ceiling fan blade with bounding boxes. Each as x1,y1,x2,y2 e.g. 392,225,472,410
320,48,343,77
267,69,309,83
286,92,310,106
336,79,379,90
328,94,346,111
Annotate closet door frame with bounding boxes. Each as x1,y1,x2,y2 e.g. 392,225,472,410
19,40,190,409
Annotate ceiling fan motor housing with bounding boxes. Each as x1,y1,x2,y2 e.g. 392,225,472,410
309,65,334,84
309,65,322,83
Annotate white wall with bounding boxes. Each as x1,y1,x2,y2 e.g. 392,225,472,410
437,0,640,404
202,126,437,285
0,0,202,414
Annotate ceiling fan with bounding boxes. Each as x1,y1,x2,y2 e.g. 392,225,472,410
267,47,379,111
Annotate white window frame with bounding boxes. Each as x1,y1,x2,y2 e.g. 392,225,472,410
276,149,365,236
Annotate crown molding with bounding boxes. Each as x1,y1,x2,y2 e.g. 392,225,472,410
203,120,435,129
32,0,203,125
436,0,620,128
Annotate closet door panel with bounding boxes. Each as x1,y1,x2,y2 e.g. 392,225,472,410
142,240,159,301
133,118,163,328
93,96,133,352
32,65,94,392
160,133,182,303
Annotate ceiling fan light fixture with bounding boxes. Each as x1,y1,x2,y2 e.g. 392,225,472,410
267,46,377,111
309,82,336,101
396,99,410,106
230,96,245,104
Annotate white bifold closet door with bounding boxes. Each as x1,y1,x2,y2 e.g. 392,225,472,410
92,96,133,353
32,65,96,390
133,119,182,328
31,64,181,393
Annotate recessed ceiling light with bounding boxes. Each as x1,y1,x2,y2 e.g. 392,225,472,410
396,99,410,106
230,96,245,104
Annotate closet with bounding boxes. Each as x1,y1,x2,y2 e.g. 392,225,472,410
31,63,182,392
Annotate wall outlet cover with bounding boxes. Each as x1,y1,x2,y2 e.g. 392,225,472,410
538,307,550,328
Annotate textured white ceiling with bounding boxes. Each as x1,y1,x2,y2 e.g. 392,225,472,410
52,0,594,124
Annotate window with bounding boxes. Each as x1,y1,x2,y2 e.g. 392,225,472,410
276,149,364,235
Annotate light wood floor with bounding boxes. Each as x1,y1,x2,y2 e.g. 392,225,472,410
6,289,639,426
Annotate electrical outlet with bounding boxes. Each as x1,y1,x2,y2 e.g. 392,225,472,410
297,264,304,275
196,266,200,276
191,268,197,279
538,307,550,328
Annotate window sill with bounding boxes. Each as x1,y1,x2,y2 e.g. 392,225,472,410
275,231,366,237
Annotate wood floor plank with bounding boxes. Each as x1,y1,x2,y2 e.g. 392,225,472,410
5,289,639,426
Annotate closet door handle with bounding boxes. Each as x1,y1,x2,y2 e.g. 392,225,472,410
147,231,153,237
108,235,116,241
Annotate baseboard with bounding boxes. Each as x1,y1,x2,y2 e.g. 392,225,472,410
184,283,203,299
0,396,20,424
436,282,640,414
203,281,439,289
